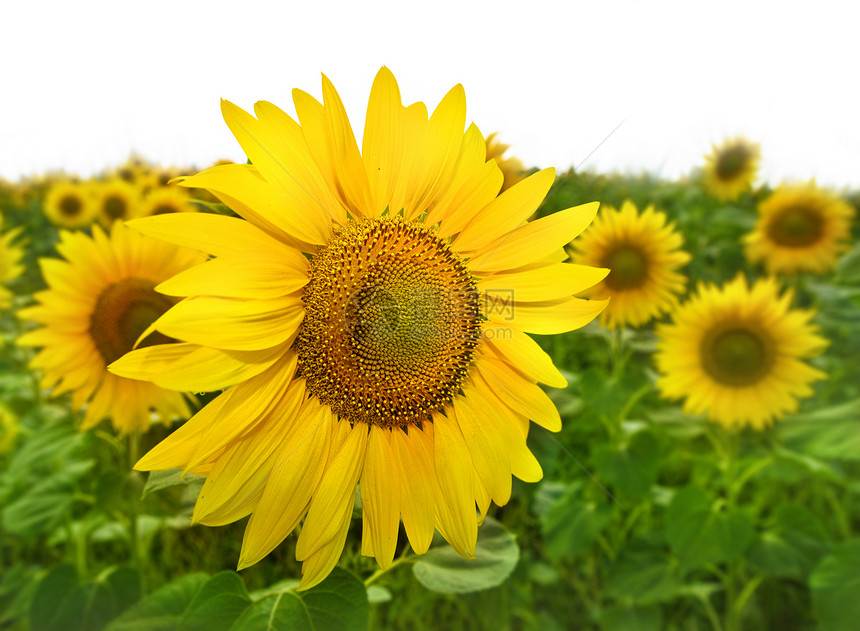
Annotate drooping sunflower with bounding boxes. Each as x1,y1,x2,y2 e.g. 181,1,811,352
568,200,691,329
94,178,141,227
139,187,197,217
701,137,761,202
43,180,99,228
110,67,608,589
485,132,527,192
655,274,827,430
743,182,855,275
17,223,203,435
1,224,26,309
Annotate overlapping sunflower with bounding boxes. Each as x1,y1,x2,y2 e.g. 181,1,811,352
110,67,608,588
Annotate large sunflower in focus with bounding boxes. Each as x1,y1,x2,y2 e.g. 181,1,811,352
701,137,760,202
655,275,827,430
17,224,203,434
1,224,26,309
568,200,690,329
43,180,99,228
743,182,855,275
110,68,608,589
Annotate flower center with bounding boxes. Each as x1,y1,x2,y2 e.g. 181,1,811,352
89,278,177,365
767,204,823,247
295,219,481,428
602,245,648,291
59,194,83,217
103,195,129,220
716,145,751,180
702,326,773,386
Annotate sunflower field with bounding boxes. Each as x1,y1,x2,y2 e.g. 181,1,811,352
1,71,859,631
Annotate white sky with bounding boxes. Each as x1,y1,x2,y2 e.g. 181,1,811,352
2,0,858,189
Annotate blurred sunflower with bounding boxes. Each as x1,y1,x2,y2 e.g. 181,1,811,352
110,67,607,589
43,180,98,228
568,200,690,329
485,132,527,192
0,224,26,309
139,187,197,217
701,137,760,202
743,182,855,275
17,223,203,435
94,179,141,227
655,275,827,430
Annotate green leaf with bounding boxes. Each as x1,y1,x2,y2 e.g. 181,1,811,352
366,585,391,603
810,539,860,631
776,399,860,460
229,568,368,631
603,547,682,604
142,469,205,499
413,516,520,593
834,244,860,281
105,573,210,631
538,484,611,561
593,430,660,499
179,572,251,631
773,504,833,579
665,487,754,570
30,565,79,631
598,604,662,631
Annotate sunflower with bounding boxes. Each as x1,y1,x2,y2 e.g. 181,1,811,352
0,224,26,309
94,178,141,227
139,187,197,217
701,137,761,202
655,274,827,430
43,180,99,228
110,67,607,589
485,132,527,192
17,223,203,435
743,182,855,275
568,200,690,329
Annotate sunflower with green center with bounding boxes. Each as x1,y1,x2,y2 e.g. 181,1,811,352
0,223,26,309
140,187,197,217
485,132,527,192
655,274,827,430
110,67,607,589
17,223,203,434
94,178,141,227
568,200,690,329
743,182,855,275
43,180,99,228
701,137,761,202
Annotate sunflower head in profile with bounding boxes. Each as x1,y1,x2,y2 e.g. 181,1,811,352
0,224,26,309
743,182,855,275
109,67,608,589
568,200,691,329
701,137,761,202
94,178,141,227
43,180,98,228
17,223,203,435
485,132,528,192
655,274,827,430
139,187,197,217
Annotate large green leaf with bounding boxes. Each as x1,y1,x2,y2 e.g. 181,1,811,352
179,572,251,631
810,539,860,631
413,516,520,593
776,399,860,460
603,546,682,605
538,483,611,561
665,487,754,570
593,430,660,499
105,573,209,631
142,469,206,499
229,568,367,631
598,604,662,631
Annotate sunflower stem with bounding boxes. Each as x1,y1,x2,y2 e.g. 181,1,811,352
126,431,144,589
363,551,413,587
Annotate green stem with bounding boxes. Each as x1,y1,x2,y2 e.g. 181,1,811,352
126,432,143,587
699,593,725,631
363,551,413,587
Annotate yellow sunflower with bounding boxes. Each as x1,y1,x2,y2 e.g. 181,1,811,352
17,223,203,435
139,187,197,217
1,224,26,309
43,180,99,228
743,182,855,275
568,200,691,329
485,132,527,192
110,67,607,589
701,137,761,202
94,178,141,227
655,274,827,430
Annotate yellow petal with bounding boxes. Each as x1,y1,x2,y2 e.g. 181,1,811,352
432,410,478,558
494,296,608,335
474,355,562,432
390,427,435,555
360,426,401,570
482,322,567,388
478,263,609,303
453,396,512,506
